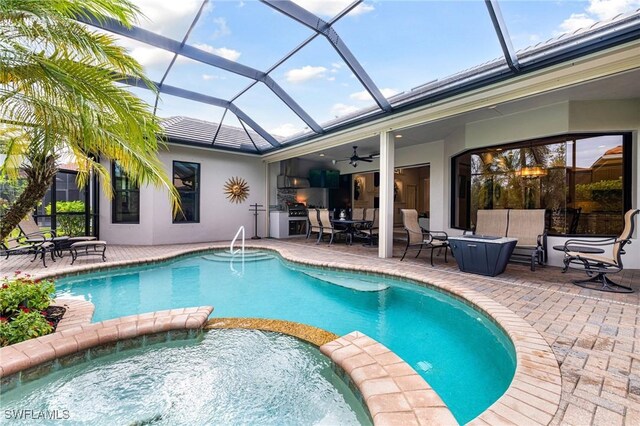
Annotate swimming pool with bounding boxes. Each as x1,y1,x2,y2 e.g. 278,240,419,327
2,329,371,425
56,251,516,423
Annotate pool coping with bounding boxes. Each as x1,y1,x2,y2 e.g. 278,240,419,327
2,304,458,426
0,303,213,379
15,243,562,425
321,330,458,425
205,317,457,424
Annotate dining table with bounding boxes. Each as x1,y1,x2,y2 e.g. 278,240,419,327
330,219,372,245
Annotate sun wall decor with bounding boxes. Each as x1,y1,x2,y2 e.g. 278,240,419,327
224,176,250,203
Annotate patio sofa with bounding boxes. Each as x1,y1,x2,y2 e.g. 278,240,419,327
472,209,547,271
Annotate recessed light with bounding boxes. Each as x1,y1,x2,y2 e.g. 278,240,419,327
319,153,325,157
496,148,502,151
395,134,403,138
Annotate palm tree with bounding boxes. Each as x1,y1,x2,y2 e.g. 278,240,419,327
0,0,179,240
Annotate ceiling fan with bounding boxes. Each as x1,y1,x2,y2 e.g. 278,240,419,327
332,146,379,168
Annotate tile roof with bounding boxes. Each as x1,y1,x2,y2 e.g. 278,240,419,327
160,116,276,153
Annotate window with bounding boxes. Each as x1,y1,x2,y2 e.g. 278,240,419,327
112,162,140,224
173,161,200,223
452,134,631,236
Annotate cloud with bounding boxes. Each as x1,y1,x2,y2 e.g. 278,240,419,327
292,1,374,17
129,45,174,67
269,123,302,137
330,103,359,117
557,13,596,34
202,74,226,81
555,0,639,36
130,0,203,39
211,17,230,39
193,43,241,61
587,0,640,20
285,65,327,83
350,88,398,102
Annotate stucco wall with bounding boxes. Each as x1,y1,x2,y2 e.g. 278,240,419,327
100,145,268,245
99,99,639,267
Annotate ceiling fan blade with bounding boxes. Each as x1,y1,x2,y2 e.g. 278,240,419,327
359,158,373,162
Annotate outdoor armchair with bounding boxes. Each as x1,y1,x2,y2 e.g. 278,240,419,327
359,208,379,246
306,208,322,242
561,208,639,293
400,209,450,265
317,208,347,245
423,230,450,266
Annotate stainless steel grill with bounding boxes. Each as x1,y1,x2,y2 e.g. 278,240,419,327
287,202,307,217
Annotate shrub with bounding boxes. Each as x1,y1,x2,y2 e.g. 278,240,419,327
0,310,53,346
45,200,86,236
0,273,56,346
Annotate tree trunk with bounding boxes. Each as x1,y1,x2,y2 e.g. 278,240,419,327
0,157,58,241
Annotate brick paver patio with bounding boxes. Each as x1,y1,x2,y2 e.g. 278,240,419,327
1,238,638,425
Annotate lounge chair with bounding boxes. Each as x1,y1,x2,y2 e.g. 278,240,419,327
400,209,449,265
562,208,639,293
1,235,55,267
18,215,95,255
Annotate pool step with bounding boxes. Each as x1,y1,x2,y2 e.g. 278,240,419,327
201,250,273,262
303,271,389,292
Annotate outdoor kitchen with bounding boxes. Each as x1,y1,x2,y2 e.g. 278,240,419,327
269,159,348,239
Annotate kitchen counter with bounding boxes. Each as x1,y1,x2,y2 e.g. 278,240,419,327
270,211,307,239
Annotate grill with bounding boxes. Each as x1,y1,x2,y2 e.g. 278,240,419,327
287,202,308,217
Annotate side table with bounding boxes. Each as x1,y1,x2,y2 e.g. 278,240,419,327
552,245,605,273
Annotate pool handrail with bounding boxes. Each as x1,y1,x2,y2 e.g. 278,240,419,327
230,226,245,256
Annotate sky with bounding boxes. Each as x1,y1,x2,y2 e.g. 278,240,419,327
106,0,640,138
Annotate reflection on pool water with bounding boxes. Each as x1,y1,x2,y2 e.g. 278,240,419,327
2,329,370,426
57,252,516,423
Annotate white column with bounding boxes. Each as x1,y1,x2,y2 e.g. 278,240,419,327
378,131,395,258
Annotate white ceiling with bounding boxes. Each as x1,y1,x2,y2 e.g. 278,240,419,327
299,67,640,164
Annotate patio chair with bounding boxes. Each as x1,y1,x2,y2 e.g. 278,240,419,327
400,209,426,261
401,209,450,265
1,235,55,267
317,208,346,245
359,208,379,246
351,207,365,221
507,209,547,271
423,231,450,266
18,215,56,238
562,208,639,293
401,209,450,264
306,208,322,242
473,209,508,237
18,214,95,255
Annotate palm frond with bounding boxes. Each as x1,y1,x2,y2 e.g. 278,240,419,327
0,0,180,214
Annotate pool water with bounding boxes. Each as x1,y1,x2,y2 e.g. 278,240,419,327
2,329,371,426
57,253,516,423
